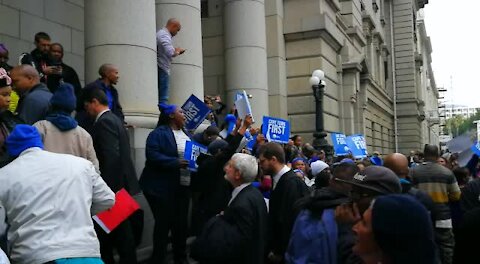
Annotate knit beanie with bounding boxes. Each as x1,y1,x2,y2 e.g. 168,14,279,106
310,160,329,176
158,103,177,115
372,194,436,264
50,82,76,113
6,125,44,157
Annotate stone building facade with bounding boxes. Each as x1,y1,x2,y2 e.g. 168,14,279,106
0,0,439,156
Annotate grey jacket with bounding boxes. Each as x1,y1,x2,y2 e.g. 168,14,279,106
17,83,52,125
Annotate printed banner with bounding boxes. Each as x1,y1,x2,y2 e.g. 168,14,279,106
262,116,290,144
181,94,211,130
346,134,368,159
184,141,208,172
331,132,350,156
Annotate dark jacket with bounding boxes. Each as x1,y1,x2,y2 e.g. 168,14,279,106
16,83,52,125
191,185,268,264
139,125,190,196
294,187,362,264
0,111,23,167
192,133,244,232
460,178,480,213
401,180,437,224
269,169,309,257
20,49,48,81
45,62,82,106
92,110,140,194
77,80,125,134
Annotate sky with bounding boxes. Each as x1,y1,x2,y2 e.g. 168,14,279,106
423,1,480,108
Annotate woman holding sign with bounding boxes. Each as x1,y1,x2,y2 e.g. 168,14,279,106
139,103,191,264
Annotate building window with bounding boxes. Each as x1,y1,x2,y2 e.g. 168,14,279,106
201,0,208,18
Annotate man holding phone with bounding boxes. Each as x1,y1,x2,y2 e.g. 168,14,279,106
156,18,186,104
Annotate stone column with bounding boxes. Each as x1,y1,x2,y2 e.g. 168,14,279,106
84,0,157,251
85,0,158,128
266,0,287,119
224,0,269,123
155,0,204,105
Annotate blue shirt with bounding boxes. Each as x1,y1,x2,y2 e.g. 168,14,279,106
96,80,114,110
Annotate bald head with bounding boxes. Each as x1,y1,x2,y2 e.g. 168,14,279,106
98,64,119,85
10,65,40,94
384,153,409,179
12,65,39,79
166,18,181,36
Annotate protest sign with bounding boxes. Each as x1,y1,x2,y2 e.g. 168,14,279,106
262,116,290,144
184,141,208,172
346,134,368,159
234,90,254,123
331,132,350,156
181,94,211,130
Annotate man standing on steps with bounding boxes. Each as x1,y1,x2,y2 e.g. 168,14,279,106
157,18,186,104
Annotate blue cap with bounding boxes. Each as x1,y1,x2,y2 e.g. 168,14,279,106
6,125,43,157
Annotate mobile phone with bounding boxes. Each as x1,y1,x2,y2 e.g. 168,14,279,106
180,49,186,55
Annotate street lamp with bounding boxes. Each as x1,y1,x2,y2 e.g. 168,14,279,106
309,70,333,158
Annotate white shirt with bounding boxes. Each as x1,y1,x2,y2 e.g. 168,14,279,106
228,183,251,205
172,129,191,186
273,165,291,190
95,109,110,123
156,27,175,73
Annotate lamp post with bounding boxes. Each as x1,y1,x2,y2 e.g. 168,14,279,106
309,70,333,158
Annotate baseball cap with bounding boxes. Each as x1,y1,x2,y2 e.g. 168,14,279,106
335,166,401,194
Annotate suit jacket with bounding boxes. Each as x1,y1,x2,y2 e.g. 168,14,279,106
191,184,268,264
269,169,309,257
77,80,125,134
92,110,140,194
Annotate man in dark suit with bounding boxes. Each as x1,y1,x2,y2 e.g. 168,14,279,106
77,64,125,134
191,153,268,264
258,142,309,263
83,88,140,264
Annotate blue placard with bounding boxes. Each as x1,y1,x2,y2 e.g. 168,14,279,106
346,134,368,159
262,116,290,144
184,141,208,172
245,130,256,151
331,132,350,156
181,94,211,130
471,141,480,156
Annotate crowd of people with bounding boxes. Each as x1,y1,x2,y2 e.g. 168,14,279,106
0,19,479,264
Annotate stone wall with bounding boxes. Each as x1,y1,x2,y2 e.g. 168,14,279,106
0,0,85,85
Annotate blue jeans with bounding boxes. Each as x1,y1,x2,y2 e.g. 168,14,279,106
49,258,104,264
158,67,169,104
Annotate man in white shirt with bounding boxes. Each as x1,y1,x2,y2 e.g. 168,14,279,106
0,124,115,264
156,18,185,104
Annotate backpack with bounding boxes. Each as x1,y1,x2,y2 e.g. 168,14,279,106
285,208,338,264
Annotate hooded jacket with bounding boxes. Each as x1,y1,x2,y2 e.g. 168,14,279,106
33,119,99,172
294,187,362,264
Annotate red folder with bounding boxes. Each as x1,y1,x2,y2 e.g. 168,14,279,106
93,188,140,233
